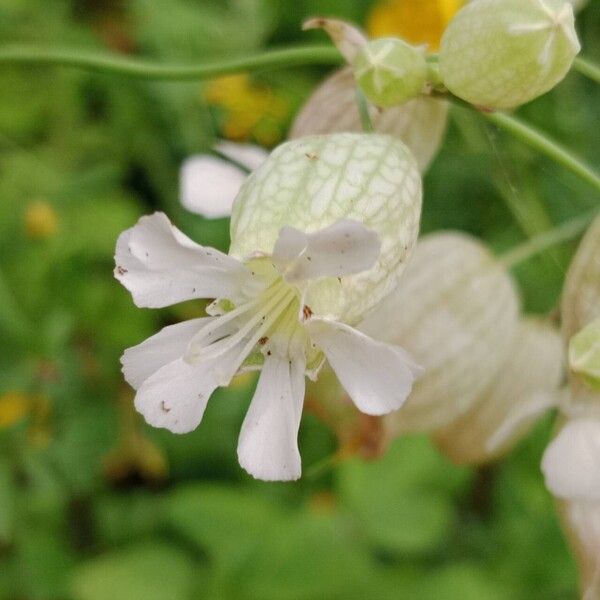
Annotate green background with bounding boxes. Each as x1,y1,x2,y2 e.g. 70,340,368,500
0,1,599,598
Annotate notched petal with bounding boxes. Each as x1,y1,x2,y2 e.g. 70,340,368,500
121,318,209,390
306,317,422,416
114,212,253,308
134,358,218,434
542,418,600,501
237,353,306,481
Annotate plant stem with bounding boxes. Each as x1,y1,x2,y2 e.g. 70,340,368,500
481,110,600,194
2,44,599,194
500,210,597,268
574,56,600,85
355,88,375,133
0,44,342,80
305,450,346,479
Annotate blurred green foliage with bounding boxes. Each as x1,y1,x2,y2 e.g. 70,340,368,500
0,0,599,598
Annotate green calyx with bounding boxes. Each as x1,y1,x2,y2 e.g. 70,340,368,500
353,38,428,108
439,0,581,110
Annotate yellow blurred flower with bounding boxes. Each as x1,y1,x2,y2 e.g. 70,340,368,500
0,391,52,447
25,199,59,240
0,392,29,428
367,0,464,52
203,74,290,146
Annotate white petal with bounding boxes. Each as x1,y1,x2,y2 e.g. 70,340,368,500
134,358,219,434
303,17,368,64
305,318,422,416
121,318,209,390
273,220,381,283
237,352,306,481
180,155,247,218
115,212,252,308
542,418,600,501
484,391,560,454
215,141,268,172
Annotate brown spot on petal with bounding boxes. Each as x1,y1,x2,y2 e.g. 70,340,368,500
116,266,128,276
258,336,269,346
160,401,170,413
302,305,313,320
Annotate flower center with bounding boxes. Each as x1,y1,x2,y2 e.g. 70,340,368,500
183,259,325,385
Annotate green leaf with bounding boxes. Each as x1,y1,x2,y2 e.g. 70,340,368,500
337,435,471,554
409,562,509,600
17,528,75,600
71,543,195,600
241,512,373,600
0,458,14,543
167,484,283,569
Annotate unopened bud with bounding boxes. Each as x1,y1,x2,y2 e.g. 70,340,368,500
440,0,580,109
354,38,428,107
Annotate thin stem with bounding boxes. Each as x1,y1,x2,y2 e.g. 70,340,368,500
481,110,600,194
574,56,600,85
355,88,375,133
305,450,347,479
500,210,597,268
2,44,599,195
0,44,342,80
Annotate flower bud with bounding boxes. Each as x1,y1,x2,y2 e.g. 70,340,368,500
353,38,428,107
359,232,520,433
439,0,580,109
230,133,422,324
569,318,600,391
435,318,564,464
290,68,448,173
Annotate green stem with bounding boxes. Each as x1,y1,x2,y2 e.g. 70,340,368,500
305,451,346,479
481,110,600,194
573,56,600,85
0,44,342,80
500,210,597,268
2,44,599,195
355,88,375,133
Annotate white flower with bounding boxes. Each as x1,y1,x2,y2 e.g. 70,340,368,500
116,133,423,481
180,141,268,218
115,213,421,481
542,417,600,501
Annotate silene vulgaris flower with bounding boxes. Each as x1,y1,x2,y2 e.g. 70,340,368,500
115,133,423,481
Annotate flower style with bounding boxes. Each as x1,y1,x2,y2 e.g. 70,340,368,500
116,133,423,481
